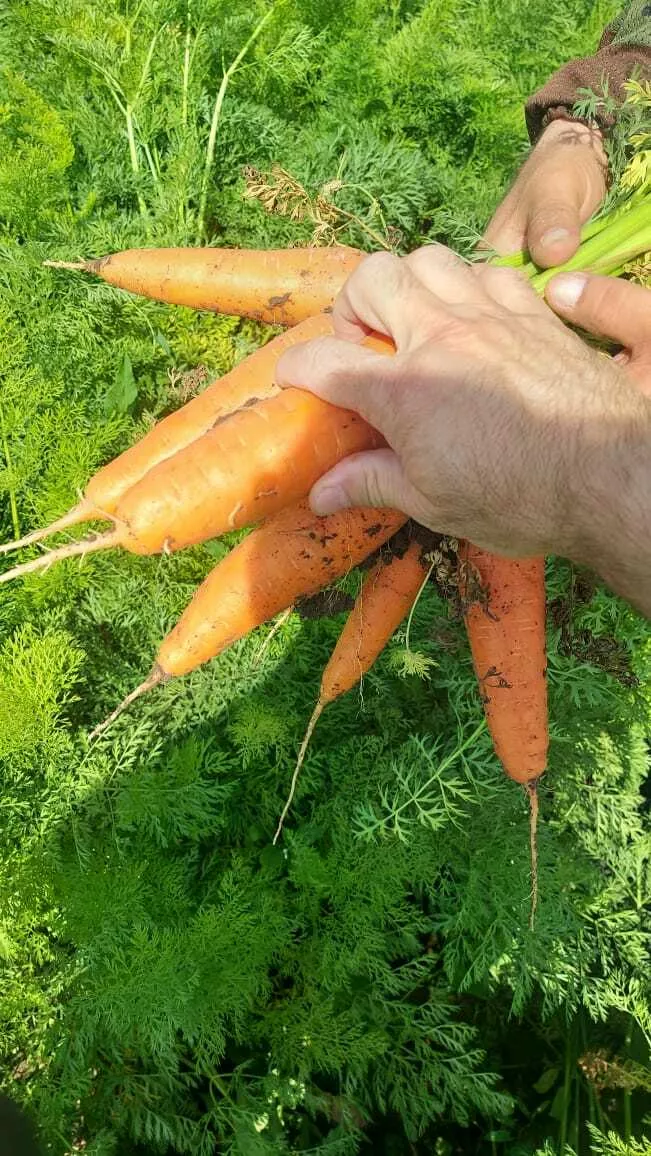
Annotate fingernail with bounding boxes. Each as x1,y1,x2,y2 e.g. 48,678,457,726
547,273,587,310
310,486,348,516
540,227,571,249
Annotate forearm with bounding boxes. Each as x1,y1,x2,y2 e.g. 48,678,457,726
569,405,651,615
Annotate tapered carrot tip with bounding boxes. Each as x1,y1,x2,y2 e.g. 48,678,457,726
43,258,108,275
0,531,118,584
88,666,167,742
527,779,540,931
0,502,93,556
43,260,89,271
273,700,324,844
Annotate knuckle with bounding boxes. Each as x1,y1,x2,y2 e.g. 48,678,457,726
406,243,466,280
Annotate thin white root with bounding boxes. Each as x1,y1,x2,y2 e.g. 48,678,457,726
273,701,324,845
43,260,89,271
0,503,92,556
252,607,293,667
0,531,118,584
88,668,165,742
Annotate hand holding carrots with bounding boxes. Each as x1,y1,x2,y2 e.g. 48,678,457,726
484,119,608,267
276,245,651,616
547,271,651,393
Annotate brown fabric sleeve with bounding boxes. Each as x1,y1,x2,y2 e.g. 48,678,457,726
525,43,651,144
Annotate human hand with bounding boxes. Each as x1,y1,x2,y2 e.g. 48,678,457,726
276,246,650,570
484,119,608,268
546,271,651,394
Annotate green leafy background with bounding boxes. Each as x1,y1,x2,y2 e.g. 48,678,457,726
0,1,649,1153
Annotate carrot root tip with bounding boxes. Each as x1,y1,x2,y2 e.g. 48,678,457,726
88,666,167,742
0,502,96,556
273,700,324,845
43,260,90,271
0,529,118,584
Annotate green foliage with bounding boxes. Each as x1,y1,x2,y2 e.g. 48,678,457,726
0,1,648,1155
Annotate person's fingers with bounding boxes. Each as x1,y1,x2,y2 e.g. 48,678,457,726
308,447,434,525
474,263,550,317
404,244,491,307
525,145,605,268
485,122,607,267
331,251,444,349
546,274,651,350
275,335,397,431
525,195,585,268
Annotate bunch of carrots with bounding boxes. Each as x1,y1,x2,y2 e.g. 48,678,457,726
2,186,649,922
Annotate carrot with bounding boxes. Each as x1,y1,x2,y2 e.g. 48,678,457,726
0,314,335,558
45,246,364,326
89,501,407,738
274,538,430,843
460,543,547,927
0,333,394,582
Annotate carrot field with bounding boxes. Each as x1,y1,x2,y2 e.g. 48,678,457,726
0,1,649,1153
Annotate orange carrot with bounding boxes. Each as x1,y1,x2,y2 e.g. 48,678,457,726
89,501,407,738
460,543,547,925
0,314,335,557
274,538,430,842
45,246,364,325
0,334,394,582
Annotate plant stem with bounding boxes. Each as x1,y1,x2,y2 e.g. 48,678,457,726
531,199,651,291
0,402,20,541
196,5,277,243
182,1,192,127
404,560,436,655
369,719,486,835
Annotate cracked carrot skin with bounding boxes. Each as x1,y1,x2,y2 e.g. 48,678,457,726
461,544,548,785
73,246,364,325
158,502,407,678
0,315,337,556
116,385,387,554
86,313,335,516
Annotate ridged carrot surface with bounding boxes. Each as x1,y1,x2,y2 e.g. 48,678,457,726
272,538,430,842
86,313,335,515
461,544,548,785
51,246,363,325
321,540,428,702
158,503,406,678
89,502,408,740
117,387,386,554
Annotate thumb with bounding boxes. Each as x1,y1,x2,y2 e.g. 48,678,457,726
546,273,651,351
526,190,584,269
309,447,432,524
525,135,605,268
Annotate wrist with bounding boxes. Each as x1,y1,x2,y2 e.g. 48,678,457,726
538,117,607,164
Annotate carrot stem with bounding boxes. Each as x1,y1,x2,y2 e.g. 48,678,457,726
88,666,166,742
0,531,118,584
273,700,324,844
